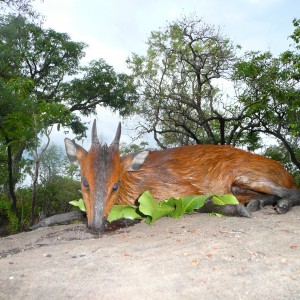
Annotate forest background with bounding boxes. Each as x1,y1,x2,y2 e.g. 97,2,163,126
0,0,299,235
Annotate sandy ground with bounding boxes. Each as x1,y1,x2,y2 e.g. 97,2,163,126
0,206,299,300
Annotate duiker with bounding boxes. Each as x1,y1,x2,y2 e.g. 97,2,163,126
65,120,300,231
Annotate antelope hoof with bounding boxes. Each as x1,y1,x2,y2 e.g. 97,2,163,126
237,205,252,218
275,199,292,214
247,199,264,212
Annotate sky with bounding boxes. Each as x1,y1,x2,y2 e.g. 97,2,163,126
32,0,299,149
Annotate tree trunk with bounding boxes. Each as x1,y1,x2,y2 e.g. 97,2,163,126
5,137,18,213
31,158,39,225
30,125,53,225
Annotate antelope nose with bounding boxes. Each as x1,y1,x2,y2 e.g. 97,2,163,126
89,216,107,232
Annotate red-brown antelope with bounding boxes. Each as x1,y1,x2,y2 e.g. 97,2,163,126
65,120,300,231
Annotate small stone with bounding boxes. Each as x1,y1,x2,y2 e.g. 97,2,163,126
192,260,200,265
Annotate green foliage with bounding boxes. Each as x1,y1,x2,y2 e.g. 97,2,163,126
137,191,238,223
233,19,300,169
0,14,87,139
264,145,289,163
15,188,32,228
62,60,138,117
0,195,20,233
128,15,300,171
263,144,300,183
237,131,263,152
38,144,68,180
290,18,300,46
0,139,83,235
37,175,81,216
120,141,150,156
70,190,239,224
69,199,86,212
0,13,136,154
0,13,137,223
107,205,143,222
138,191,176,223
0,0,41,20
127,15,256,148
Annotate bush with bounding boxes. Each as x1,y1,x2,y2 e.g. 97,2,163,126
0,195,20,234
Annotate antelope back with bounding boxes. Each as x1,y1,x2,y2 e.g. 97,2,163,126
64,120,121,231
117,144,296,205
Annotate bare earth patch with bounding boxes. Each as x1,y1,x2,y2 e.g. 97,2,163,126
0,207,299,300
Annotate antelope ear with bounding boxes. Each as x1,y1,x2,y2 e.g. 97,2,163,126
64,138,87,162
127,151,149,171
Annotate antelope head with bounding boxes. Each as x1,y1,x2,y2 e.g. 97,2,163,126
64,120,121,232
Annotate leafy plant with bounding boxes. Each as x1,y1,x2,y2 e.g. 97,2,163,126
137,191,238,223
107,205,143,222
69,199,86,212
0,195,20,233
69,191,239,224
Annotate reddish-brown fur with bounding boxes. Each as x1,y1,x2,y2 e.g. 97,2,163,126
65,121,299,231
117,145,295,205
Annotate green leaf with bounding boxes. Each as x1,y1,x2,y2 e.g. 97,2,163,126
69,192,240,224
138,190,175,223
69,199,86,212
211,194,239,205
169,195,210,218
107,205,143,222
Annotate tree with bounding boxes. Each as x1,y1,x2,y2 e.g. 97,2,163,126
120,141,149,156
29,125,52,224
0,77,33,212
33,144,81,217
0,15,137,219
0,0,42,20
0,15,136,128
38,143,74,182
127,15,253,149
233,18,300,170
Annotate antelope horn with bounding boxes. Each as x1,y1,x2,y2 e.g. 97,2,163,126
111,122,121,146
92,119,99,143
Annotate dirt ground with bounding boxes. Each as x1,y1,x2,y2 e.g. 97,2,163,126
0,206,299,300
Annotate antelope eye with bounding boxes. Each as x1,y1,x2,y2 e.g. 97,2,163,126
81,177,89,188
112,181,119,191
